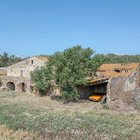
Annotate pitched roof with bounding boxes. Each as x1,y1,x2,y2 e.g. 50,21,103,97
34,56,48,61
7,56,48,67
0,70,7,75
88,63,139,84
97,63,139,78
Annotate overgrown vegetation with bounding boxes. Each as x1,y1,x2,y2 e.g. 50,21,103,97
32,46,107,101
31,66,53,96
0,91,140,140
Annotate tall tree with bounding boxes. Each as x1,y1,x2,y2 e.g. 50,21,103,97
31,65,53,96
8,55,22,66
91,54,109,74
45,46,94,101
1,52,9,67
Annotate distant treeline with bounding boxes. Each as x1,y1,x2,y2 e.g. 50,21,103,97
0,52,140,67
0,52,22,67
105,53,140,63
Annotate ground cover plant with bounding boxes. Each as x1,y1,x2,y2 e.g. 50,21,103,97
0,91,140,140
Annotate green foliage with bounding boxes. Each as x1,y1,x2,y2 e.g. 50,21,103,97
47,46,94,101
31,46,111,101
31,66,53,96
0,52,22,67
60,85,80,102
8,55,22,66
91,54,109,74
106,53,140,63
1,52,9,66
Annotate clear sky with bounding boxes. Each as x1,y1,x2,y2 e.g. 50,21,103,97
0,0,140,58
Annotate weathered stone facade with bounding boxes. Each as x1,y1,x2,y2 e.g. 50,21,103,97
107,76,125,103
7,56,47,78
0,56,47,93
124,65,140,92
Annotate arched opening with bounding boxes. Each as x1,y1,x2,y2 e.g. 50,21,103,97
6,82,15,90
17,82,27,92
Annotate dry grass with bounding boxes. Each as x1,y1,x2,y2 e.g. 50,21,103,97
0,125,35,140
0,91,140,140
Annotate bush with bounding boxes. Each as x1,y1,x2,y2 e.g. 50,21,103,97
60,85,80,102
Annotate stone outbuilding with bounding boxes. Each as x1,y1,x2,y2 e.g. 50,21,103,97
0,56,48,93
78,63,140,103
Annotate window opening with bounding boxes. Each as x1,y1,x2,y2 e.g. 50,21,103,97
31,60,34,64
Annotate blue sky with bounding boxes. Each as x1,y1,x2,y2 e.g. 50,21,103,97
0,0,140,58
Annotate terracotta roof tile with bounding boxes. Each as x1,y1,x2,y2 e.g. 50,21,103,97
34,56,48,61
0,70,7,75
97,63,139,78
88,63,139,83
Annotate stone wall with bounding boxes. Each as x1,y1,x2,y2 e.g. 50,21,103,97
7,57,46,78
107,65,140,104
122,88,140,109
124,65,140,92
0,75,31,93
107,76,126,103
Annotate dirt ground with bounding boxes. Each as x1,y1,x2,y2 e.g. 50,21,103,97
0,91,140,140
3,91,139,115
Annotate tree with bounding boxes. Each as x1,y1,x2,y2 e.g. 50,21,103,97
105,53,140,63
0,52,22,67
91,54,109,74
31,46,111,101
45,46,94,101
8,55,22,66
1,52,9,67
31,66,53,96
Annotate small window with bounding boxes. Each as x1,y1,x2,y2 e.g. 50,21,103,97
31,60,33,64
20,70,23,77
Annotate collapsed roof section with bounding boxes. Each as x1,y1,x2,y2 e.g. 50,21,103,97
88,63,140,85
97,63,139,78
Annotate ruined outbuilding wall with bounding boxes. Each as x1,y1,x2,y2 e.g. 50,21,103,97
122,88,140,109
124,65,140,92
7,57,46,78
107,76,125,103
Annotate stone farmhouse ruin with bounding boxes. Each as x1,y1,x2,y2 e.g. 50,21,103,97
78,63,140,103
0,57,140,104
0,56,48,93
